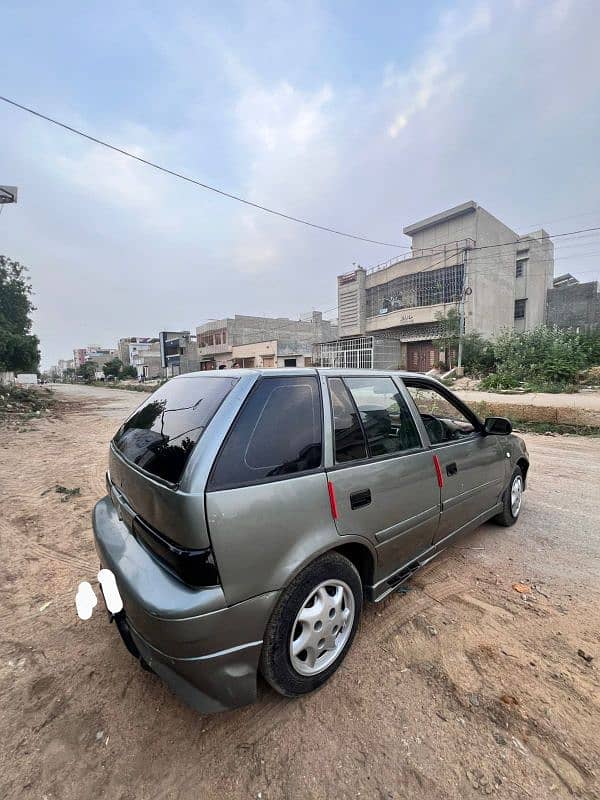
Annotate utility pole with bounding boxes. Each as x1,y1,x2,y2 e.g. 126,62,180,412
456,247,471,377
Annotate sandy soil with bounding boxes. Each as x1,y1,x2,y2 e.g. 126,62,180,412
0,385,599,800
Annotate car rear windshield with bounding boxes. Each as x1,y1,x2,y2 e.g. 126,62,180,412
113,376,237,484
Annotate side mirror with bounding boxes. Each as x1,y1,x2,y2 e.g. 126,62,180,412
483,416,512,435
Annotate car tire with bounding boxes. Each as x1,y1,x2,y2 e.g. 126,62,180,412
493,466,524,527
260,552,362,697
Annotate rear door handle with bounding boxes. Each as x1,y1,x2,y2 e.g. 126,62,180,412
350,489,372,510
446,462,458,476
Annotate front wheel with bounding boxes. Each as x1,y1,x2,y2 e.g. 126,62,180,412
493,466,524,527
260,552,362,697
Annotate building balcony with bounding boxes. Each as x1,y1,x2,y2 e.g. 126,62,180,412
365,301,455,332
197,343,233,357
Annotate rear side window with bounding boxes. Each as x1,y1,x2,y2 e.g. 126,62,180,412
113,376,237,484
328,378,368,463
209,376,322,490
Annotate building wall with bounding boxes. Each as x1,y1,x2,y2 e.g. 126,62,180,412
546,281,600,331
515,231,554,330
197,312,337,366
466,207,518,338
232,339,278,367
405,200,478,250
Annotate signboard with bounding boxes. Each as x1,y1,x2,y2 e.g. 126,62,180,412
0,185,18,204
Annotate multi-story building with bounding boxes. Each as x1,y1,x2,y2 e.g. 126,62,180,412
117,337,159,366
196,312,337,369
73,348,87,368
325,201,554,371
73,345,117,369
131,341,163,380
546,275,599,332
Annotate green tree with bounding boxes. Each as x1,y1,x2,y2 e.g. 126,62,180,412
121,365,137,379
103,357,123,378
0,255,40,372
77,362,97,383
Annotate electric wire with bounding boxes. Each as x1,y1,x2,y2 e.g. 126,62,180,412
0,94,412,249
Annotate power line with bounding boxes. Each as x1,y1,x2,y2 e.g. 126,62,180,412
0,94,414,249
363,226,600,275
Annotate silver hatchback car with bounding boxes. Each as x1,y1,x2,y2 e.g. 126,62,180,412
93,368,528,713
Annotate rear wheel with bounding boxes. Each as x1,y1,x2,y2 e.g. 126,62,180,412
260,552,362,697
493,466,523,527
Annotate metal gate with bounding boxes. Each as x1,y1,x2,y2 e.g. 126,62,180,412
406,341,436,372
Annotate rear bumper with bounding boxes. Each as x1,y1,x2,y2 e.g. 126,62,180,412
92,496,280,713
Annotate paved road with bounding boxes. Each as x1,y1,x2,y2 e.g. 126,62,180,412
1,384,599,799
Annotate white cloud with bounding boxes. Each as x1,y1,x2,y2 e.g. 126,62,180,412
229,79,338,274
54,123,185,233
385,4,492,137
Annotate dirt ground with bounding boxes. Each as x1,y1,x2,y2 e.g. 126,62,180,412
0,384,599,800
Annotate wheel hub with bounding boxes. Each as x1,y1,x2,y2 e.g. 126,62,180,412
289,579,355,676
511,475,523,516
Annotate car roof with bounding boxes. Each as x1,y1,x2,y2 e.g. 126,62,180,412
173,367,441,382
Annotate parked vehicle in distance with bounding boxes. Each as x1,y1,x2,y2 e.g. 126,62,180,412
93,368,529,713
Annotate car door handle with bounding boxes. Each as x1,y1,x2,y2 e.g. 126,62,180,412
446,462,458,476
350,489,372,510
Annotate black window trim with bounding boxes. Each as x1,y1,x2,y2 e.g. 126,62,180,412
514,298,527,319
207,374,325,492
326,376,427,472
400,377,484,450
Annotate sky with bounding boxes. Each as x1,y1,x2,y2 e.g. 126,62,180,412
1,0,600,368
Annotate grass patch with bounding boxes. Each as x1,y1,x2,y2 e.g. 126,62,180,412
91,381,154,393
512,420,600,437
0,385,57,427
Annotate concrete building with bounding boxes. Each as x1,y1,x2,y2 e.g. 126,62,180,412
117,337,159,366
131,341,163,380
330,201,554,371
546,275,600,332
196,312,337,369
159,331,200,376
73,345,117,369
57,358,74,376
230,338,315,369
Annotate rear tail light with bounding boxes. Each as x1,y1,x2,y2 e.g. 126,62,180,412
132,516,220,588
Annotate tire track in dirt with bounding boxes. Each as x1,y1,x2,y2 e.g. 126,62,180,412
26,540,95,574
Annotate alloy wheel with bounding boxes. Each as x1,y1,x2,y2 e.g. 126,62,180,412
511,474,523,517
289,580,355,676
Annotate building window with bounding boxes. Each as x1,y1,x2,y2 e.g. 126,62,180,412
284,358,297,367
365,263,464,317
514,299,527,319
516,259,527,278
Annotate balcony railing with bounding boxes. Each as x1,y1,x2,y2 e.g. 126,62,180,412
197,343,233,356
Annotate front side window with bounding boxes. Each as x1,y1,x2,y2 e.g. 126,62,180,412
328,378,368,463
209,376,322,489
406,384,476,445
113,376,237,484
344,377,422,456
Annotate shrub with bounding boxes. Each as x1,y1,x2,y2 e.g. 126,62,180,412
481,326,598,391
